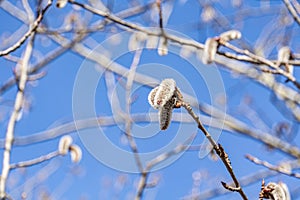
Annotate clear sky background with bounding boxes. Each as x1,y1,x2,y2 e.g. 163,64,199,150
0,0,300,199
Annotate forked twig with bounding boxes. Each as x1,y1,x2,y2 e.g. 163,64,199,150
181,101,248,200
0,0,52,57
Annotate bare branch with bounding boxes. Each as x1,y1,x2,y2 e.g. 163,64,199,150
181,102,248,200
124,49,144,172
283,0,300,25
246,154,300,179
0,0,52,57
10,151,60,169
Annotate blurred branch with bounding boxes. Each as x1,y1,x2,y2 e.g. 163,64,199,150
46,33,300,158
65,0,300,122
125,49,144,172
283,0,300,25
0,1,154,95
10,151,60,169
9,159,61,199
0,34,34,198
246,154,300,179
219,40,298,86
135,133,196,200
2,106,299,159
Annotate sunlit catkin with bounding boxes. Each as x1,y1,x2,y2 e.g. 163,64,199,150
58,135,73,155
202,37,219,64
159,96,176,130
261,182,290,200
219,30,242,42
148,79,183,130
69,145,82,163
148,79,176,109
56,0,68,8
277,46,294,75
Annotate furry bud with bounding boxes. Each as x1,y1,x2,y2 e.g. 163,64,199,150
69,145,82,163
148,79,176,109
202,38,219,64
148,79,183,130
277,46,294,77
58,135,73,155
261,182,290,200
56,0,68,8
278,47,291,64
219,30,242,42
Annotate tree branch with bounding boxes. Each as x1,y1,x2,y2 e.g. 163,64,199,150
0,34,34,199
0,0,52,57
181,102,248,200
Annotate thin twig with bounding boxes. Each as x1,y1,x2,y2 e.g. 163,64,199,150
181,101,248,200
0,1,155,96
125,49,144,172
219,41,297,83
157,0,164,31
246,154,300,179
0,0,52,57
66,0,300,117
282,0,300,25
135,133,196,200
10,151,60,169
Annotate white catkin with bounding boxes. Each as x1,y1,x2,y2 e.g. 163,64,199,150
278,182,291,200
277,46,294,75
58,135,73,155
159,97,175,130
202,38,219,64
69,145,82,163
148,86,159,109
148,79,182,130
278,47,291,64
219,30,242,42
56,0,68,8
153,79,176,108
263,182,289,200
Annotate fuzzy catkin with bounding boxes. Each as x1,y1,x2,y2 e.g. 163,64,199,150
219,30,242,42
202,38,218,64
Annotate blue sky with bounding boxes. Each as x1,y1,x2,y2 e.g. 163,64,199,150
0,0,300,199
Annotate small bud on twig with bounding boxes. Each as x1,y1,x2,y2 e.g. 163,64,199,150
219,30,242,42
277,47,291,65
69,145,82,163
58,135,73,155
202,37,219,64
277,46,294,75
276,46,294,83
56,0,68,8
